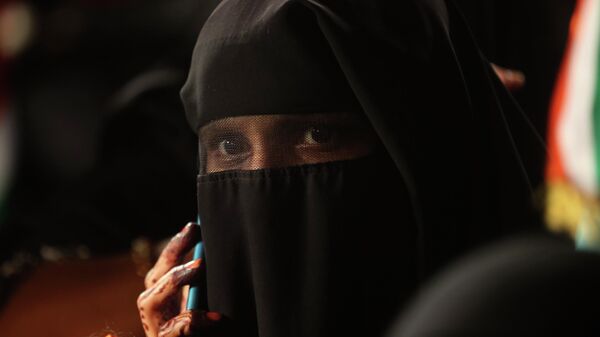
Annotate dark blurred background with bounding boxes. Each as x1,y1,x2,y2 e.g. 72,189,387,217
0,0,219,336
3,0,207,261
0,1,577,336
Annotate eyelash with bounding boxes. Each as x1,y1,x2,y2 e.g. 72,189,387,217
201,121,352,164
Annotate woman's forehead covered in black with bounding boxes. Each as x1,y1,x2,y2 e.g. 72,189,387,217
181,0,448,131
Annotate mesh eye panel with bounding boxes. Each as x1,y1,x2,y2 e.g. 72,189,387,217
198,113,377,174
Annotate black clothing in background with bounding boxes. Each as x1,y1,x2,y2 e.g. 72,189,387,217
17,70,198,252
181,0,546,336
0,0,220,265
455,0,576,187
389,235,600,337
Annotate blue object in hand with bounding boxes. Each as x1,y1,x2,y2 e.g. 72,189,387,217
186,221,203,311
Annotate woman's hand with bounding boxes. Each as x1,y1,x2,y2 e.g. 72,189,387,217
137,223,223,337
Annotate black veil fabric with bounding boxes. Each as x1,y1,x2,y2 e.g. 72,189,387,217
303,0,545,276
197,153,418,337
181,0,545,336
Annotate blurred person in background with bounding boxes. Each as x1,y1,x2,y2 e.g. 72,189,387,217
456,0,576,188
387,2,600,336
0,0,34,315
455,0,600,256
0,0,219,336
545,0,600,251
387,234,600,337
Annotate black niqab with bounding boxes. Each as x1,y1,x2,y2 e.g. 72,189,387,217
181,1,545,336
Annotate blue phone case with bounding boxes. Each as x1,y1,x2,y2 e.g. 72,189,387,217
186,220,203,311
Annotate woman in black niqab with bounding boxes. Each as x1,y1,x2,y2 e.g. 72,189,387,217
137,1,545,336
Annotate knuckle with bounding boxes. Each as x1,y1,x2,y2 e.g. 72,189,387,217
169,265,188,286
137,287,159,311
136,291,147,309
144,268,155,286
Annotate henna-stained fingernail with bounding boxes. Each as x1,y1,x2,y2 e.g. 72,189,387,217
170,223,194,242
172,222,201,245
184,258,202,269
181,222,195,233
173,259,203,286
171,224,191,242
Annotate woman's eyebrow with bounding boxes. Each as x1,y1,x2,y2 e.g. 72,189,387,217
200,119,244,140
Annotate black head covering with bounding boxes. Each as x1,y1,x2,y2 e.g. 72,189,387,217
181,0,544,336
181,0,364,127
388,235,600,337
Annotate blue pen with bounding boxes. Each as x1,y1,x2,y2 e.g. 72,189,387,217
186,217,203,310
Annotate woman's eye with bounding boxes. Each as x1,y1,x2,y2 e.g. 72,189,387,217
304,126,333,145
217,137,249,156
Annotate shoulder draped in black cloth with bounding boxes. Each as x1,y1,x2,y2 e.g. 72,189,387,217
387,235,600,337
180,0,545,336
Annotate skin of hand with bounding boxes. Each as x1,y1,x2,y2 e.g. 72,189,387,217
137,223,224,337
491,63,526,91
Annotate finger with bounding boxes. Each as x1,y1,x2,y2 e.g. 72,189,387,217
500,69,525,90
145,222,202,288
180,285,190,313
138,259,204,337
158,310,224,337
492,64,526,91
